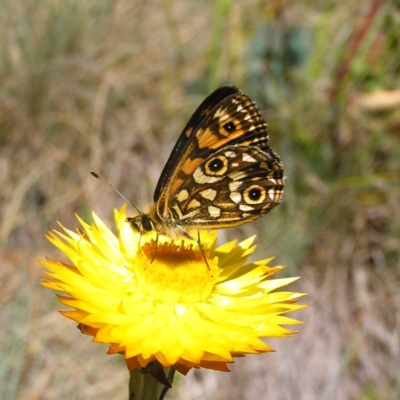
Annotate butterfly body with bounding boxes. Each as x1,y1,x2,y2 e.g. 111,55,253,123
127,86,284,240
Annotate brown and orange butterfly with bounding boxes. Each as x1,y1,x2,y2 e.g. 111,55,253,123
125,85,284,242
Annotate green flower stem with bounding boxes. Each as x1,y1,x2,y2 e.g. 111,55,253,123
129,365,169,400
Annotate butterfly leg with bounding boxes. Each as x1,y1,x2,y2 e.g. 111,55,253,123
182,230,210,271
137,231,144,257
150,233,159,264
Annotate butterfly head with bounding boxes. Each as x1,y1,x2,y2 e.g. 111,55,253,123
126,214,154,233
126,203,166,236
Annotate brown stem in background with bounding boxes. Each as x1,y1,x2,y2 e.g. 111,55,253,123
328,0,382,176
330,0,381,101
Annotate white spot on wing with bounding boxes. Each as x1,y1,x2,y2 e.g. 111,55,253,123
268,189,275,200
244,113,252,121
193,168,224,184
229,181,242,192
219,115,230,123
215,107,229,121
230,191,241,203
176,189,189,202
214,107,226,118
188,199,201,209
242,153,257,163
199,189,217,201
208,206,221,218
239,204,254,211
224,150,236,158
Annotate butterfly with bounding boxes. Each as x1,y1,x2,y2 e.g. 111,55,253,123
127,85,284,243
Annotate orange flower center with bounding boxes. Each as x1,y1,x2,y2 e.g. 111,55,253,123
136,240,219,304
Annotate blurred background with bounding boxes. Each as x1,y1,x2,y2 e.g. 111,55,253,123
1,1,399,399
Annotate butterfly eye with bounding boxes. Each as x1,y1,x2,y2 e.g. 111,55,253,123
205,155,228,176
142,216,154,232
244,185,266,204
223,121,236,133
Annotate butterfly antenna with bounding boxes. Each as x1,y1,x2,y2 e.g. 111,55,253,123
90,171,142,214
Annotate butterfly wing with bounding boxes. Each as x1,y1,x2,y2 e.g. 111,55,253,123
167,145,284,229
153,86,240,203
154,86,281,221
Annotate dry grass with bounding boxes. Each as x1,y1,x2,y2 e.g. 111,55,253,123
1,1,400,399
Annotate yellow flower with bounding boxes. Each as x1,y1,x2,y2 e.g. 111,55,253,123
39,205,306,375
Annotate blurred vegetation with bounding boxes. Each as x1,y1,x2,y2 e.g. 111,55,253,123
1,1,399,399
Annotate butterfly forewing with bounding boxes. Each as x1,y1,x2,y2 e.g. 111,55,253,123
153,86,240,203
192,91,271,153
154,87,280,220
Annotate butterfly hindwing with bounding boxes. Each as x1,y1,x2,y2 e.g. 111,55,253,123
166,145,284,229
